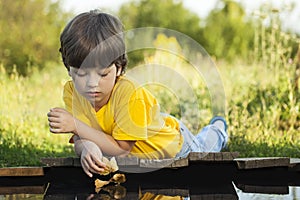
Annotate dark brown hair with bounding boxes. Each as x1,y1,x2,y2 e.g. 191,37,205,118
59,10,127,73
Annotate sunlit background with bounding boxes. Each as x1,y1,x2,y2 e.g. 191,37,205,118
0,0,300,198
60,0,300,34
0,0,299,169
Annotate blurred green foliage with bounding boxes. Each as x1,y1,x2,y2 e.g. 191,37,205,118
0,0,299,75
119,0,203,66
119,0,202,40
0,0,70,76
203,1,255,62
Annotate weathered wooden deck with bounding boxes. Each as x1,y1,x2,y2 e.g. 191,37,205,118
0,152,299,199
1,152,299,176
41,152,240,169
39,152,300,172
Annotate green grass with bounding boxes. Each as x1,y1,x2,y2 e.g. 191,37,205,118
0,64,75,167
220,62,300,157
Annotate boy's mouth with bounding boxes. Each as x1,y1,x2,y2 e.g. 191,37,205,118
86,91,101,97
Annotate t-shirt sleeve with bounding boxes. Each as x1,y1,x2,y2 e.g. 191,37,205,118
63,81,73,113
112,82,149,141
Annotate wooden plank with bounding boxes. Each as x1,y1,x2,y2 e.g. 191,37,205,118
222,152,240,161
41,152,239,169
116,156,139,166
188,152,214,161
289,158,300,171
139,159,175,168
169,158,188,168
214,152,223,161
234,157,290,169
188,152,239,162
290,158,300,164
139,158,188,168
116,157,125,165
0,167,44,177
72,157,140,167
41,157,140,167
40,157,74,167
237,184,289,194
73,158,81,167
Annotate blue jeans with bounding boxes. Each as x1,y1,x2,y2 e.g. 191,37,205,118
175,120,228,159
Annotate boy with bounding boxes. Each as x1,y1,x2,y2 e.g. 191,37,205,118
47,10,228,177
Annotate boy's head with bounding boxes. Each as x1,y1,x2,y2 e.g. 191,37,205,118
59,10,127,74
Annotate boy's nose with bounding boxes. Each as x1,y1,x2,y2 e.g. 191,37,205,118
86,75,100,87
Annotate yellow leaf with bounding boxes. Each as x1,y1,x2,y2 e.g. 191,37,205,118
110,157,119,172
95,179,110,189
110,173,126,184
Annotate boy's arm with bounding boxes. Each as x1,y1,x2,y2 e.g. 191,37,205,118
73,135,106,177
48,107,135,156
73,116,135,156
73,135,87,157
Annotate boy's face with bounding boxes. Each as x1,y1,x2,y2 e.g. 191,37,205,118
69,64,120,110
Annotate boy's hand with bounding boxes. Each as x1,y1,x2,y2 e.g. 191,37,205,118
80,140,106,177
47,107,76,133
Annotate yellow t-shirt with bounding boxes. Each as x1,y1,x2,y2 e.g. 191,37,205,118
63,76,183,159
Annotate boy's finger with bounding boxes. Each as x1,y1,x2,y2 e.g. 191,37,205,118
81,160,93,177
48,117,61,123
87,157,104,173
83,167,93,178
47,111,60,118
49,127,61,133
93,156,106,168
49,122,61,129
87,166,98,175
52,107,67,113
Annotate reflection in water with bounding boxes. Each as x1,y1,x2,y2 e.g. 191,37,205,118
0,194,44,199
1,167,299,199
91,172,189,199
1,186,300,199
83,184,300,200
138,187,189,200
235,186,300,200
89,183,189,200
95,184,127,199
86,191,187,200
139,192,188,200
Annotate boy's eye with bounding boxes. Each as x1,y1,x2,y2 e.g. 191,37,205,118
75,71,87,77
98,71,109,77
100,73,108,77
